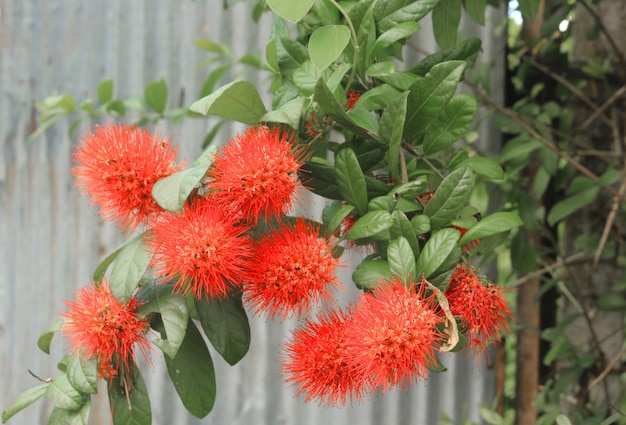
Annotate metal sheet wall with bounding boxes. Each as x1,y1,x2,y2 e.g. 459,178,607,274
1,1,506,424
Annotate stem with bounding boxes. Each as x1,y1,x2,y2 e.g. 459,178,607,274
402,141,445,179
328,0,359,90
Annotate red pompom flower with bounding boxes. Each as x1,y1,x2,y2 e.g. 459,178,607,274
61,280,151,382
282,309,367,406
445,266,512,351
343,278,444,392
72,123,179,231
208,126,305,223
149,199,253,300
244,218,340,319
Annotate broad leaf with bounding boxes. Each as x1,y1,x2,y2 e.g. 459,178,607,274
344,210,394,240
432,0,462,49
93,232,146,283
260,96,305,128
380,92,408,183
195,294,251,366
67,356,98,394
388,236,417,278
352,260,391,289
189,80,267,125
66,397,91,425
300,160,342,199
97,79,113,104
463,0,487,25
370,22,421,58
374,0,441,33
38,319,63,354
424,166,474,229
1,383,49,423
392,209,420,257
46,375,82,411
404,61,467,144
267,0,316,22
164,319,216,418
144,78,168,114
408,38,482,76
423,93,476,154
547,187,600,226
411,214,431,235
152,164,210,213
109,234,153,302
108,366,151,425
459,156,504,180
322,201,355,235
416,228,460,278
139,283,189,359
309,25,351,71
459,212,523,245
313,78,364,134
335,148,368,215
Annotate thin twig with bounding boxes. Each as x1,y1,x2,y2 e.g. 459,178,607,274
401,141,445,179
588,347,626,392
28,369,52,383
580,84,626,130
506,252,589,288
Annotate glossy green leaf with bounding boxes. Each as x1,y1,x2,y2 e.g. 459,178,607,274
189,80,267,125
293,60,323,95
199,64,231,98
1,383,49,423
67,356,98,394
411,214,431,235
46,375,82,411
463,0,486,25
344,210,394,240
48,407,69,425
366,61,397,78
267,0,316,22
374,0,440,32
416,228,460,278
322,201,355,235
300,160,342,199
424,166,474,229
195,293,251,366
547,187,600,226
164,320,216,418
260,96,305,129
93,232,145,283
393,209,420,257
388,236,417,278
408,38,482,77
459,212,523,245
423,93,477,155
139,283,189,359
352,260,391,289
459,156,504,180
66,398,91,425
371,22,421,58
380,92,408,183
313,78,361,131
152,164,210,213
432,0,462,49
309,25,351,71
37,319,63,354
97,79,113,104
404,61,467,143
108,366,151,425
144,78,168,114
109,234,153,302
335,148,368,215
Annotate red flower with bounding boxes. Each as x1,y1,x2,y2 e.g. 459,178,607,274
244,218,340,319
72,123,179,231
445,266,512,350
346,91,361,110
61,280,150,382
149,198,253,300
208,126,305,223
282,309,367,406
450,225,480,252
343,278,444,391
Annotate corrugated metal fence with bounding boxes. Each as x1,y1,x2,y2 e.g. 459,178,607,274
1,1,506,424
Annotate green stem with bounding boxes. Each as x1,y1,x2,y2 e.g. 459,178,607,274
328,0,359,91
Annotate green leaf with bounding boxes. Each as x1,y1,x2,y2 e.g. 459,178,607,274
335,148,368,215
194,38,230,55
108,366,151,425
97,79,114,104
424,166,474,229
416,228,460,278
518,0,541,21
152,164,210,213
459,212,523,245
109,234,153,302
352,260,391,289
547,187,600,226
392,209,420,257
463,0,486,25
260,96,305,129
139,283,189,359
597,293,626,311
93,232,146,283
411,214,431,235
459,157,504,180
404,61,467,144
46,375,82,411
48,407,70,425
366,62,397,78
267,0,316,22
2,383,49,423
388,236,417,278
423,93,477,155
309,25,351,71
380,92,408,183
38,320,63,354
293,60,323,96
195,293,251,366
313,78,361,131
344,210,394,240
300,160,342,199
66,397,91,425
189,80,267,125
374,0,440,33
371,22,421,58
408,38,482,77
322,201,355,235
164,320,216,418
144,78,168,114
67,356,98,394
432,0,462,49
